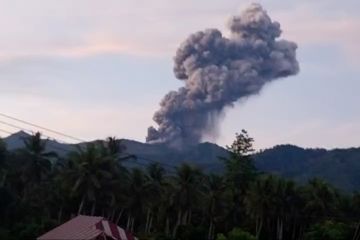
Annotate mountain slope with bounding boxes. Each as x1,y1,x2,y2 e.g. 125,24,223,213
2,132,360,191
254,145,360,191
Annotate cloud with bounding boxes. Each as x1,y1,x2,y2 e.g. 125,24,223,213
0,37,169,62
0,94,156,143
0,0,359,150
0,0,358,62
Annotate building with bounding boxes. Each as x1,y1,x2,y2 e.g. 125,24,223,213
37,215,137,240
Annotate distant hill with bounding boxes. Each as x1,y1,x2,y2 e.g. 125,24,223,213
1,131,228,172
2,131,360,191
255,145,360,192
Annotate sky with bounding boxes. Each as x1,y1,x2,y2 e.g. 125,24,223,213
0,0,359,150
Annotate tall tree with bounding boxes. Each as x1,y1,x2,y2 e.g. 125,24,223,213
65,143,115,215
100,137,136,163
205,174,227,240
351,192,360,240
0,139,7,186
144,163,167,234
19,132,57,191
245,175,276,239
303,178,338,219
125,168,149,232
172,163,203,237
222,130,257,227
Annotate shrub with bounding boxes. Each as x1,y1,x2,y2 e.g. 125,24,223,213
304,221,352,240
216,228,256,240
176,225,207,240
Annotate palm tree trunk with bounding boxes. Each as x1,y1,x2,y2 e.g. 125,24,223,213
188,209,192,224
208,221,214,240
148,215,154,234
298,224,304,240
353,222,360,240
173,210,182,237
0,171,7,187
276,217,284,240
131,217,135,232
126,215,131,230
91,201,96,216
165,217,170,236
291,218,297,240
110,208,116,222
101,208,105,217
279,219,284,240
77,196,85,215
256,217,263,240
182,210,188,225
145,209,151,233
116,208,124,224
57,206,63,224
276,217,279,240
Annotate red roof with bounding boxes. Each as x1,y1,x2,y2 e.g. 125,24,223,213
37,215,137,240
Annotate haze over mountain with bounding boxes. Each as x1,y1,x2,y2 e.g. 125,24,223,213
2,131,360,191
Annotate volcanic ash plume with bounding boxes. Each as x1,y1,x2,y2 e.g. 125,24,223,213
146,3,299,148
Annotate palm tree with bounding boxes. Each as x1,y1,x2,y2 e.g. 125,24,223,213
19,132,57,196
204,174,227,240
303,178,338,219
245,175,302,240
99,165,129,223
171,163,203,237
100,137,136,163
144,163,167,234
0,139,7,186
158,180,177,236
125,168,149,232
65,143,115,215
101,137,138,221
352,193,360,240
245,175,277,239
271,178,298,240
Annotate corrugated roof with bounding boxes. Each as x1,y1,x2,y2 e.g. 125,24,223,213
96,220,136,240
37,215,104,240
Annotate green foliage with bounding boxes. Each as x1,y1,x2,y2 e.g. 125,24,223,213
227,130,254,156
303,178,338,218
149,233,173,240
216,233,227,240
0,138,6,162
0,132,359,240
0,228,13,240
223,130,257,190
216,228,256,240
255,144,360,191
176,225,207,240
304,221,352,240
227,228,256,240
0,138,8,186
19,132,58,185
9,217,56,240
221,130,257,227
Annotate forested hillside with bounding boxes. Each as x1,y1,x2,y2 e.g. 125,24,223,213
255,145,360,191
1,131,360,240
3,132,360,191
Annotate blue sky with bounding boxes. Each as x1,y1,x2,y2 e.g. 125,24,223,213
0,0,359,149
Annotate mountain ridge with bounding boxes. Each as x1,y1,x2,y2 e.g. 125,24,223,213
2,131,360,191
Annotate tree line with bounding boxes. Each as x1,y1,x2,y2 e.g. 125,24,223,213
0,130,359,240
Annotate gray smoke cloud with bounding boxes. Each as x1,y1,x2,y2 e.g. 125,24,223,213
146,3,299,148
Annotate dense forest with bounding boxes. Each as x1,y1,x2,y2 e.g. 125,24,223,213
0,131,359,240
